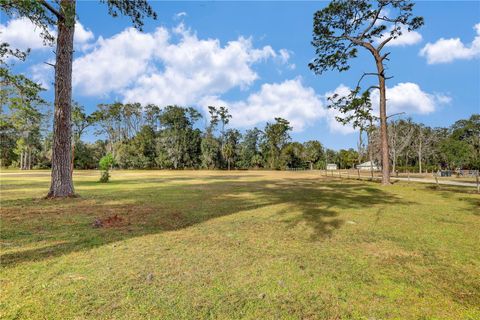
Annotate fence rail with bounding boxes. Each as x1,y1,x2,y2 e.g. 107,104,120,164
317,169,479,192
281,168,479,192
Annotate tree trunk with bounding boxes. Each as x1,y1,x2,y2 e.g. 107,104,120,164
228,159,230,171
47,0,76,198
27,148,32,170
357,129,363,167
392,148,396,174
405,152,408,172
20,150,24,170
418,151,422,174
375,56,391,185
418,139,422,174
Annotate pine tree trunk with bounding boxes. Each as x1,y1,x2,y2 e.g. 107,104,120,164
27,148,32,170
47,0,76,198
418,140,422,174
20,150,24,170
358,129,363,160
376,56,391,185
418,151,422,174
392,149,396,174
368,131,374,179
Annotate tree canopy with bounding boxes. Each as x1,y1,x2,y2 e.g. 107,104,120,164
310,0,424,185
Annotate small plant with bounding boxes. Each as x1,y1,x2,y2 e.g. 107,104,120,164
99,154,115,183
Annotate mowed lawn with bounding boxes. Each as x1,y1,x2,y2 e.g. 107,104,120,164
1,170,479,320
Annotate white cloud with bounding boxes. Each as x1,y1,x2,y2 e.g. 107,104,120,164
73,27,167,96
200,78,325,132
201,79,447,135
370,7,421,48
323,84,356,134
420,23,480,64
323,82,450,134
0,17,54,52
371,82,450,115
122,34,276,105
74,22,94,49
73,24,289,104
435,94,452,105
174,12,187,19
278,49,295,69
0,17,94,55
278,49,289,62
197,81,449,135
377,25,422,47
30,60,54,89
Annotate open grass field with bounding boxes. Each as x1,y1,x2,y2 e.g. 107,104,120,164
1,170,479,319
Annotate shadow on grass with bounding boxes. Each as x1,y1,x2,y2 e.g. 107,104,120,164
1,176,408,267
424,184,478,195
459,197,480,215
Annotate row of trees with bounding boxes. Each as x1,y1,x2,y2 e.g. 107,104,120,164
1,0,157,197
0,0,475,196
368,115,480,172
2,97,478,171
1,102,322,170
0,64,50,170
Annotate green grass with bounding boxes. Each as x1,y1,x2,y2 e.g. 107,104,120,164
1,170,479,319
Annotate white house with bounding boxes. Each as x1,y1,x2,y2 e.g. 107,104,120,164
326,163,338,170
356,161,381,171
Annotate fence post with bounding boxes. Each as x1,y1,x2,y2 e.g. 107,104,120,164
407,171,410,183
476,171,479,194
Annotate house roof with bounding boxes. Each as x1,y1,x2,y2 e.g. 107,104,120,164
357,161,379,167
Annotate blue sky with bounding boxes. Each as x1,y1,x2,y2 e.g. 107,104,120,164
2,1,479,149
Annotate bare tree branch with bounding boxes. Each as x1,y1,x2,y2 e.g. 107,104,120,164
359,3,385,38
377,36,393,52
39,0,64,20
387,112,406,119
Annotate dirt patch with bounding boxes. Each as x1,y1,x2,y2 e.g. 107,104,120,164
92,215,126,228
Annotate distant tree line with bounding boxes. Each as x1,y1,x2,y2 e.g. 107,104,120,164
368,115,479,172
1,0,157,197
1,96,478,171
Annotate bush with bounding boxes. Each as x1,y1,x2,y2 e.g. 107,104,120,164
99,170,110,183
98,154,115,183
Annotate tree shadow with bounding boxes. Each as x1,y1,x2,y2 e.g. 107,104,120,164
267,181,405,240
424,185,478,195
1,176,409,267
459,197,480,216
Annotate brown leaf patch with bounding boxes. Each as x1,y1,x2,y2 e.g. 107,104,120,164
92,214,125,228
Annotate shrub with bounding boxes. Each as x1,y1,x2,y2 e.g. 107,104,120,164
99,170,110,183
98,154,115,183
